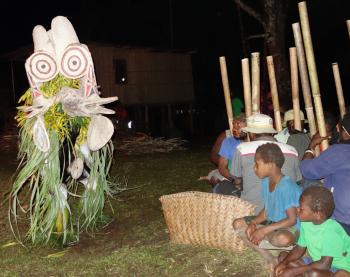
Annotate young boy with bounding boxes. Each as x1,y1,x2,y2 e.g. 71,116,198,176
233,143,301,262
274,186,350,277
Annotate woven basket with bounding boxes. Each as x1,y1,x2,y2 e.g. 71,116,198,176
160,191,255,252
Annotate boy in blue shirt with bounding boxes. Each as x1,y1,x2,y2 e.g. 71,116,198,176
275,186,350,277
233,143,301,266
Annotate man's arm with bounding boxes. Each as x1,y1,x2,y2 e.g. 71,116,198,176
299,131,337,180
302,131,330,161
218,156,232,180
210,131,227,166
300,150,334,180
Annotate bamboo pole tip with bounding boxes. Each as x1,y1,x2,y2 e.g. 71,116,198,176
346,19,350,23
298,1,306,8
241,58,249,62
332,62,338,66
251,52,260,57
289,48,297,56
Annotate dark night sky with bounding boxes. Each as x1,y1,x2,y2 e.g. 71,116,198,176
0,0,240,53
1,0,349,55
0,0,349,134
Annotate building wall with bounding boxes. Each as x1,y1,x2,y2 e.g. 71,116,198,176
90,46,194,105
89,46,115,98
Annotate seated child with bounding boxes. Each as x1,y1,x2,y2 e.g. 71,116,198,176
233,143,301,263
274,186,350,277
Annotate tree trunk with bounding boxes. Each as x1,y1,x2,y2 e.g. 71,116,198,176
234,0,291,107
263,0,290,107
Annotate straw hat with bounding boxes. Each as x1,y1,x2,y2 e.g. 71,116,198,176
241,114,277,134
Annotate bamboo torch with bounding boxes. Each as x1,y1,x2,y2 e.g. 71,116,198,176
241,58,252,117
292,23,317,137
289,47,302,131
298,1,328,151
251,52,260,114
219,56,234,133
347,20,350,40
332,62,346,119
266,56,282,132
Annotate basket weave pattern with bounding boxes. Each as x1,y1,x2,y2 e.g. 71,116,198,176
160,191,255,252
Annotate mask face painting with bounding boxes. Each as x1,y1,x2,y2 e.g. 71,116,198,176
11,16,118,245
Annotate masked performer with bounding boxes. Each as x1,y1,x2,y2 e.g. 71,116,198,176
10,16,118,245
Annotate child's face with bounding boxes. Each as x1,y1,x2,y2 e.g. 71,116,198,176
297,196,318,222
254,153,271,179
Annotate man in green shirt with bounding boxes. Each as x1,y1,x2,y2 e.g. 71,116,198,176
274,186,350,276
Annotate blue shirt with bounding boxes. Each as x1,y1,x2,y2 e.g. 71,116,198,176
262,175,302,229
300,143,350,225
218,136,240,170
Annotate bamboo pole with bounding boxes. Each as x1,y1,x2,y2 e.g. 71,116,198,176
219,56,234,133
241,58,252,117
347,20,350,40
292,23,317,137
251,52,260,114
298,1,328,151
332,62,346,119
289,47,302,131
266,56,283,132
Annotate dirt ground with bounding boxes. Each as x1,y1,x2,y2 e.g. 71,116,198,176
0,137,269,276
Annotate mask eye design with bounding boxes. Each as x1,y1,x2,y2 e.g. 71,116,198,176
60,45,90,79
27,51,58,82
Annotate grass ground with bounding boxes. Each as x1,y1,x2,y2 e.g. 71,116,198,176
0,142,269,276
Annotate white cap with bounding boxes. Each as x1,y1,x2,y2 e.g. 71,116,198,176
284,109,305,122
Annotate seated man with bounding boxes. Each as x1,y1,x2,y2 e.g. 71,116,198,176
204,113,239,185
213,114,246,195
230,113,302,214
300,113,350,235
299,111,337,190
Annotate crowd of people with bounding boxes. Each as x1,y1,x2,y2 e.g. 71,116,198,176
206,109,350,276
